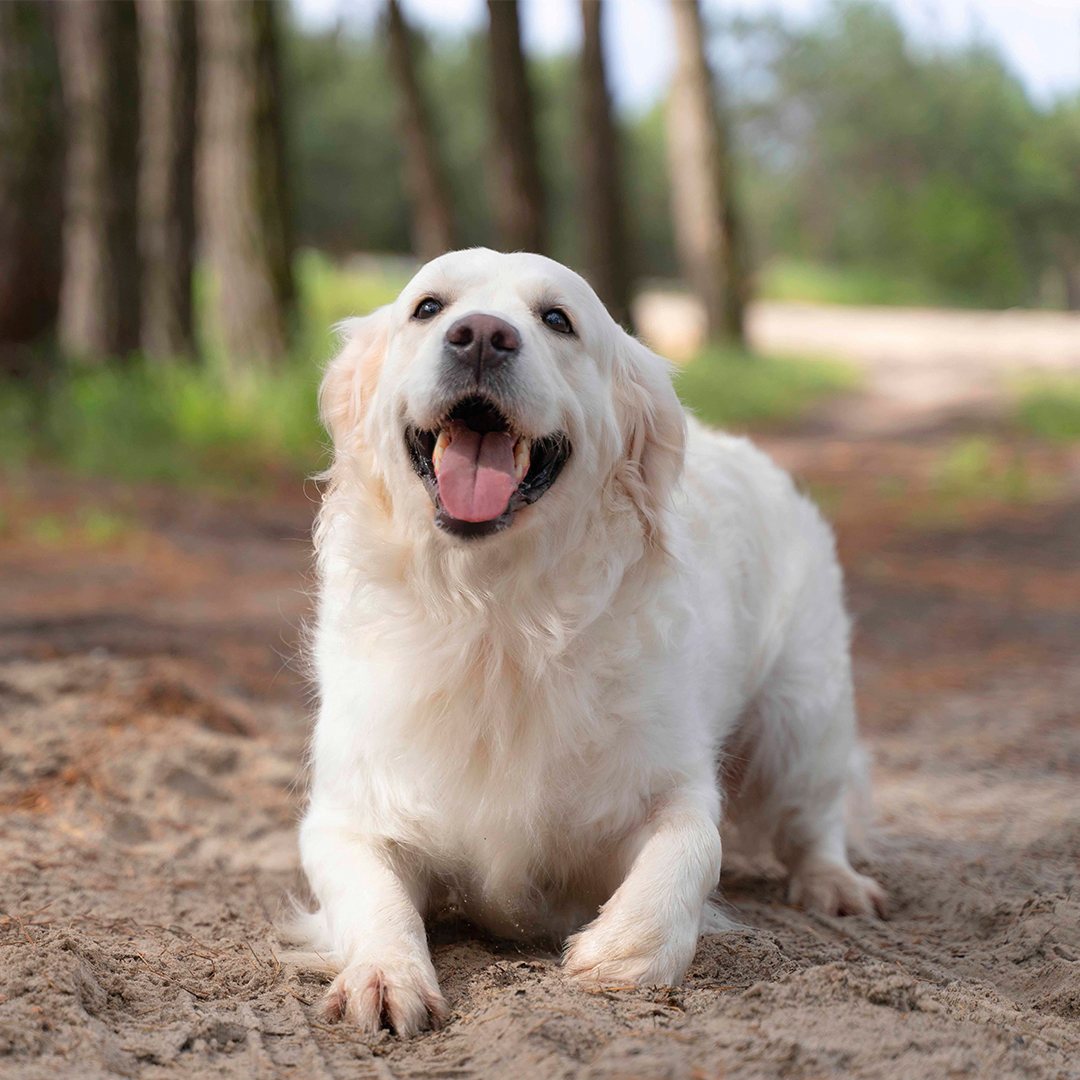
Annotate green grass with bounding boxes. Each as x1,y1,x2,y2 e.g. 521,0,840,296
1012,376,1080,442
1,363,322,488
759,258,954,308
931,436,1038,505
291,250,411,361
901,435,1066,526
0,502,141,550
0,252,410,491
675,345,857,429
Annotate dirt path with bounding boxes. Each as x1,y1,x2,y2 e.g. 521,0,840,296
2,430,1080,1078
636,294,1080,435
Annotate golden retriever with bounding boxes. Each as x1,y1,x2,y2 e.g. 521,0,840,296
296,249,886,1035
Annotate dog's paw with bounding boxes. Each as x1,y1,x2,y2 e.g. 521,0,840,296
789,863,889,919
563,908,696,988
320,957,448,1037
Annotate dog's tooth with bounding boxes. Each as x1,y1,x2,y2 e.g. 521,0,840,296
433,429,450,474
514,437,530,481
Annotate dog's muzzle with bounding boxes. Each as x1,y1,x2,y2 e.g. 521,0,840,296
405,395,571,540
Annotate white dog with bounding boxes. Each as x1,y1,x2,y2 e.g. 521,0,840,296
298,249,886,1036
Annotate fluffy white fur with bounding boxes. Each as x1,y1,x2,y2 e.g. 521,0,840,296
297,249,886,1036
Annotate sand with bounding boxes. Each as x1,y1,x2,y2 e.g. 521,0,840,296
2,425,1080,1078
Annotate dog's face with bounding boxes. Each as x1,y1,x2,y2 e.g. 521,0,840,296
321,249,685,550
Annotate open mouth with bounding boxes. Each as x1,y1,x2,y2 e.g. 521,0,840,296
405,396,571,539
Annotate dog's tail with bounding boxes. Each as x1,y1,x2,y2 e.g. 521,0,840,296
276,897,340,973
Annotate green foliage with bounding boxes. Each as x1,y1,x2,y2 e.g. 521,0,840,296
727,0,1066,308
78,509,133,547
283,2,1080,311
759,258,944,307
286,22,584,266
286,28,409,254
0,362,323,488
921,436,1057,517
1013,377,1080,442
421,36,495,249
623,104,677,279
675,346,857,429
286,18,640,279
293,249,410,359
0,255,409,491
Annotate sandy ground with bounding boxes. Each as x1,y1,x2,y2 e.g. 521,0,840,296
636,294,1080,435
3,317,1080,1078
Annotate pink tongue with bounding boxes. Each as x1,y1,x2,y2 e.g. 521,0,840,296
436,425,518,522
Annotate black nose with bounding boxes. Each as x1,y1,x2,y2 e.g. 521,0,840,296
444,313,520,379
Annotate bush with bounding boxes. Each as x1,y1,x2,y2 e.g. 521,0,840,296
1013,377,1080,442
675,345,857,429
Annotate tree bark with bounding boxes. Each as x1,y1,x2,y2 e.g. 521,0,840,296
486,0,545,254
576,0,631,327
200,0,294,373
57,0,141,362
0,1,65,378
666,0,747,345
385,0,457,262
139,0,197,361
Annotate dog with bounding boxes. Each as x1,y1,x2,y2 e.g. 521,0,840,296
297,248,887,1036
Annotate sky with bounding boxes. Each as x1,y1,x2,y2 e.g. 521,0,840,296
292,0,1080,114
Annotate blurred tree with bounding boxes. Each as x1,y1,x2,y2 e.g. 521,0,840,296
0,1,65,378
288,31,408,254
385,0,458,261
140,0,197,361
286,26,585,267
486,0,545,253
576,0,631,327
666,0,747,344
57,0,141,362
727,1,1048,307
623,103,677,279
1026,96,1080,310
200,0,294,372
282,0,1075,312
426,36,498,252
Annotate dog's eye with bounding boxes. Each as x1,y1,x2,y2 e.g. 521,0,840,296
413,297,443,320
541,308,573,334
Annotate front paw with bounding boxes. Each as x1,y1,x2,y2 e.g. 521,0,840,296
563,907,697,988
321,956,448,1037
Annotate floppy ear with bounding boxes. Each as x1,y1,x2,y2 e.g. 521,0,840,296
612,332,687,553
318,306,393,451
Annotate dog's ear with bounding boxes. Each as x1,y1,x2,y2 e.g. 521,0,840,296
319,306,393,450
612,332,687,552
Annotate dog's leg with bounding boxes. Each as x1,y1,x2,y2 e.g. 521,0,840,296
299,811,447,1035
777,791,888,918
743,581,889,919
562,795,722,987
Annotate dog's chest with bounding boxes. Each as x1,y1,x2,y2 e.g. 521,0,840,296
378,644,664,910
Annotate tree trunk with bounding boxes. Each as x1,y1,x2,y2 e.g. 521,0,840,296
486,0,545,254
385,0,457,262
1057,233,1080,312
666,0,747,345
0,1,65,378
576,0,631,327
139,0,197,361
57,0,141,362
200,0,294,374
1065,265,1080,313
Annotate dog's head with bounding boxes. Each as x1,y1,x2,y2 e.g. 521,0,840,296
320,249,685,555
